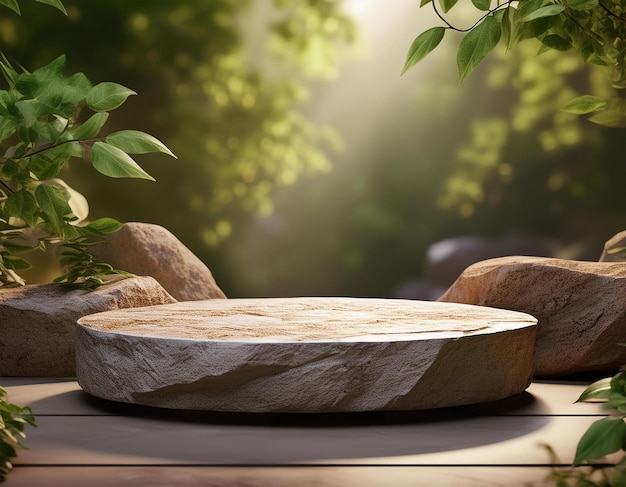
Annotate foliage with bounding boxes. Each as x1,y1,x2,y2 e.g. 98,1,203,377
574,372,626,466
0,0,176,288
0,386,36,482
0,0,354,256
434,44,618,218
400,0,626,223
404,0,626,97
543,371,626,486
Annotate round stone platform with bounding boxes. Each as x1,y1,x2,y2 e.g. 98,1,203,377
76,297,537,412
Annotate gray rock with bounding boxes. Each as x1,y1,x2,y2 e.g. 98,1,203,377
425,235,558,288
90,222,226,301
439,256,626,377
76,297,537,412
599,230,626,262
0,276,176,376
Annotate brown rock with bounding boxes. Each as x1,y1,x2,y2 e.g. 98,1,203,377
0,276,176,376
439,256,626,377
90,222,226,301
76,297,537,412
599,230,626,262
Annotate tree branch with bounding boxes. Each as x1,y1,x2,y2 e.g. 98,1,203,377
0,138,96,163
431,0,514,33
0,180,13,195
599,1,626,21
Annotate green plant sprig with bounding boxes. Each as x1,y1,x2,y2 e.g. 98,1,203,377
543,371,626,485
0,386,36,482
574,370,626,466
403,0,626,125
0,43,176,288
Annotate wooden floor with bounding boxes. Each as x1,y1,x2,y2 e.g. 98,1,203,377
0,377,611,486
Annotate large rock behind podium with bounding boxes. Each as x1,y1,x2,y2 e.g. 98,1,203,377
90,222,226,301
76,298,537,412
439,256,626,377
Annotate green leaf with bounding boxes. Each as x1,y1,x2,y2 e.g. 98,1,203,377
61,72,92,105
0,53,19,87
86,83,136,112
104,130,177,158
2,254,31,270
0,0,20,15
44,178,88,222
14,100,39,128
500,6,515,49
589,99,626,127
71,112,109,140
611,372,626,395
401,27,446,75
28,142,81,181
457,15,501,83
540,34,572,51
515,0,544,19
16,56,65,98
4,190,38,226
29,155,66,182
472,0,491,11
605,393,626,412
521,4,565,22
0,440,16,458
561,95,607,114
91,142,155,181
565,0,599,10
35,0,68,15
0,157,29,181
419,0,433,5
1,241,34,254
83,217,122,235
573,417,626,466
515,17,554,42
577,378,612,402
439,0,458,13
34,183,72,234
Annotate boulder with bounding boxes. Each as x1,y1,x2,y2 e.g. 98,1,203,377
76,297,537,412
425,235,558,288
0,276,176,376
438,256,626,377
90,222,226,301
599,230,626,262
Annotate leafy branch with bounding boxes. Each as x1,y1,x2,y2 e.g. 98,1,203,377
544,370,626,485
573,371,626,467
429,0,515,33
403,0,626,124
0,386,36,482
0,4,177,288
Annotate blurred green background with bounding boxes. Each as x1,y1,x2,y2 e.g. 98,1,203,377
5,0,626,297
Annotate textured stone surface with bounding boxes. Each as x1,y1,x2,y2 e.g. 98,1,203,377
90,222,226,301
0,276,176,376
439,256,626,377
425,235,557,288
599,230,626,262
76,297,537,412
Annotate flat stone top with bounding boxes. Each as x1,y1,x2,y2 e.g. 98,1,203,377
464,256,626,278
77,297,536,343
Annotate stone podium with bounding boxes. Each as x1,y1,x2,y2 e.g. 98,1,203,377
76,297,537,412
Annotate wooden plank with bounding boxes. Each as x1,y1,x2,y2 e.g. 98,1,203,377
0,379,100,416
13,414,603,466
2,379,615,486
6,466,564,487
